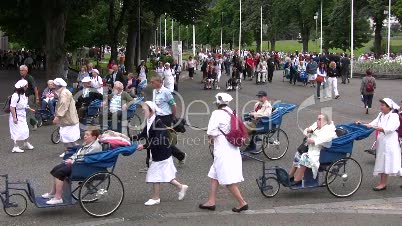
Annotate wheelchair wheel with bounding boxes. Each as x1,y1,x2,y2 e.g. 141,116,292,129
240,134,265,154
79,172,124,217
51,128,61,144
257,176,280,198
262,129,289,160
127,114,143,138
3,194,27,217
326,157,362,198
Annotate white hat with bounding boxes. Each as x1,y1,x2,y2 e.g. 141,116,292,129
14,79,28,89
53,78,67,87
92,69,100,75
142,101,161,114
81,76,91,83
214,93,233,105
164,62,170,66
382,98,400,110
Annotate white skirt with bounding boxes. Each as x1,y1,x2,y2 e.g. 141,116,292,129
308,74,317,81
146,157,177,183
60,124,80,143
9,114,29,141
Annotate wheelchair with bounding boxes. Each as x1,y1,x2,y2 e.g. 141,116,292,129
256,123,374,198
0,144,137,217
226,77,242,91
35,99,57,127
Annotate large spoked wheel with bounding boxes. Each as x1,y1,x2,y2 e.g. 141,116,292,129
127,114,143,138
79,172,124,217
51,128,61,144
257,176,280,198
3,194,27,217
262,128,289,160
326,157,363,198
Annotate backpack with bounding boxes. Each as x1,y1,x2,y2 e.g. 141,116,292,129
3,95,12,113
365,78,374,92
219,109,248,147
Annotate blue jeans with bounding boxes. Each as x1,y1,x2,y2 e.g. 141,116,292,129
41,99,55,116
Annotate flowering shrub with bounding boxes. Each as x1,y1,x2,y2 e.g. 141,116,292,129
354,58,402,75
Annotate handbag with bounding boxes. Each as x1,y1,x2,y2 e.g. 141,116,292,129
297,137,309,154
316,75,324,83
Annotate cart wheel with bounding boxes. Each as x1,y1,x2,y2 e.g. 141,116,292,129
127,114,143,138
326,157,362,198
35,114,43,127
79,172,124,217
3,194,27,217
258,177,280,198
262,129,289,160
51,128,60,144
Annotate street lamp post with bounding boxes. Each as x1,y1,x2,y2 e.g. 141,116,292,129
164,13,167,48
351,0,354,78
171,19,174,48
387,0,391,58
320,0,323,54
193,24,196,56
314,12,318,45
239,0,242,52
260,6,263,52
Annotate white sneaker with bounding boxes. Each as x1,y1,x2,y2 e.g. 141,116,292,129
178,185,188,200
41,193,55,199
22,142,34,150
32,124,38,131
144,199,160,206
59,152,65,158
46,198,63,205
12,147,24,153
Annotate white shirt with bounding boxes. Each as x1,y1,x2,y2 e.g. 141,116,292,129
91,76,103,93
162,69,175,93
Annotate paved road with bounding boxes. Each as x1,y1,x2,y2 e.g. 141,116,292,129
0,68,401,225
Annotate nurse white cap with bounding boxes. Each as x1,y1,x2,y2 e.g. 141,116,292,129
14,79,28,89
382,98,400,110
81,76,91,83
92,69,100,75
214,93,233,105
53,78,67,87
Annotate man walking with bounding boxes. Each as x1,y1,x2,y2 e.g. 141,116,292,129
340,54,351,84
20,65,40,130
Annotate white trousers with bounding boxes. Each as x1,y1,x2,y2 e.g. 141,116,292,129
326,77,339,97
257,72,267,82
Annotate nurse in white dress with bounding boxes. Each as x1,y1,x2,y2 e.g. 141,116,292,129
199,93,248,213
360,98,402,191
136,101,188,206
9,80,35,153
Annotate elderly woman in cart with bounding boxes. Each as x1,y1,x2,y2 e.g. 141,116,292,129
289,113,337,186
199,93,248,213
136,101,188,206
41,128,102,205
358,98,402,191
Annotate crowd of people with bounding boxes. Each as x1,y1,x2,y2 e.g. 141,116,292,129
5,44,402,213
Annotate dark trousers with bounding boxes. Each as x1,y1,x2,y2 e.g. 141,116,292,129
268,69,274,82
363,94,374,108
154,115,186,161
174,73,180,92
188,68,194,78
316,82,322,97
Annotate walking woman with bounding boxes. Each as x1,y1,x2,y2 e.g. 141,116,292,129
9,80,35,153
316,62,328,99
360,69,376,114
327,61,340,99
358,98,401,191
136,101,188,206
200,93,248,213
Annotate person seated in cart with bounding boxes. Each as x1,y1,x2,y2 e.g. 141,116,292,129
40,80,58,117
289,113,337,186
243,91,273,154
75,76,104,118
41,128,102,205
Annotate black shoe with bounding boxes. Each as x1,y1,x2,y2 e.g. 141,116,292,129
373,186,387,191
243,145,257,154
291,180,302,187
364,149,376,155
232,204,248,213
366,108,369,114
199,204,216,211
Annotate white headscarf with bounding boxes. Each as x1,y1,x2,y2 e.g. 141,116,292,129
214,92,233,105
382,98,400,110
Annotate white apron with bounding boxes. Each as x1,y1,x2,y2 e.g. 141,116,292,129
60,123,80,143
370,112,402,176
207,107,244,185
9,94,29,141
146,157,177,183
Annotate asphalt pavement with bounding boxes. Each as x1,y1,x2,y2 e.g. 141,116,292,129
0,68,401,226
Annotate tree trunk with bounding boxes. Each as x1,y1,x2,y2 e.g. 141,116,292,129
108,0,128,62
43,0,67,80
124,27,137,72
140,28,153,62
254,31,261,52
373,17,383,58
301,25,310,52
270,37,276,51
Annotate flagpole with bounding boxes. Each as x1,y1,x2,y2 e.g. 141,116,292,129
350,0,354,78
220,12,223,54
239,0,242,52
387,0,391,58
320,0,323,54
192,25,196,56
260,6,263,52
164,13,167,48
